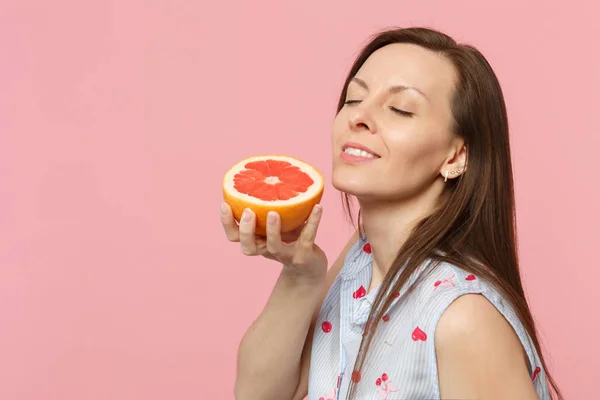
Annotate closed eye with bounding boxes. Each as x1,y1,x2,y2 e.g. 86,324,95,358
344,100,413,117
390,106,414,117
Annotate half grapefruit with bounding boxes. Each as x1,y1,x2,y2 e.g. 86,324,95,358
222,155,324,236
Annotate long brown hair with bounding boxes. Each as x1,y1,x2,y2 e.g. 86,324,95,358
337,27,562,399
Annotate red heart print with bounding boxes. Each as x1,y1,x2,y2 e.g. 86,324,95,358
393,291,400,298
382,314,390,322
351,370,361,383
466,274,476,281
363,243,372,253
353,285,367,299
321,320,332,333
532,366,541,381
412,327,427,341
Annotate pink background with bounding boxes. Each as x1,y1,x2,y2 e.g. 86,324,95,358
1,0,598,398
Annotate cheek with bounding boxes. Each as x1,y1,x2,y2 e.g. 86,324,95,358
386,131,447,170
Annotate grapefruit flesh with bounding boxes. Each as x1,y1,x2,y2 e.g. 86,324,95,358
222,155,324,236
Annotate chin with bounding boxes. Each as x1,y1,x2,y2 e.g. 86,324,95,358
332,171,371,197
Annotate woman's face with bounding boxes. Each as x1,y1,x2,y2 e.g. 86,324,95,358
331,43,463,202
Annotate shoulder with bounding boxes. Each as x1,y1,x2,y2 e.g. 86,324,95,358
434,291,540,399
436,292,521,348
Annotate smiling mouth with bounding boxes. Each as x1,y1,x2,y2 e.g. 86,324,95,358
342,147,379,159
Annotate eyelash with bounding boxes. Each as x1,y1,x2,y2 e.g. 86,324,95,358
390,106,413,117
344,100,414,117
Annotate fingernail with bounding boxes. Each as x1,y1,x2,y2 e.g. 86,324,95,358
267,212,276,225
221,202,228,214
314,204,322,215
242,209,252,222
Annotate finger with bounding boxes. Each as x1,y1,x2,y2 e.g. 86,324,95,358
253,237,270,257
220,202,240,242
238,208,258,255
265,211,284,255
298,204,323,250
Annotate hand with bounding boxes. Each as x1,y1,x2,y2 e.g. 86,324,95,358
220,202,328,282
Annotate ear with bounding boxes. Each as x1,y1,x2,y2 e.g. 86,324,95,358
440,141,467,181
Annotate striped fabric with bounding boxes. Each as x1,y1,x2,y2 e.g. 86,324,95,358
308,235,550,400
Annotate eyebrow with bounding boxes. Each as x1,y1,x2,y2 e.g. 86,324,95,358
350,77,429,102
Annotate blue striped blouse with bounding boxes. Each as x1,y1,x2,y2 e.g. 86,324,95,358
307,235,550,400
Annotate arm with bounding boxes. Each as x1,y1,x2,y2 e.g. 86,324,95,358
436,294,539,400
235,230,358,400
235,269,324,400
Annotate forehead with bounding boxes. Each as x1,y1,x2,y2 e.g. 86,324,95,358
353,43,457,101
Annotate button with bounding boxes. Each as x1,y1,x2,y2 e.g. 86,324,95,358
359,299,371,311
353,298,372,326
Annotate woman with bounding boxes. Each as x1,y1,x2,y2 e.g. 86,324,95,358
221,27,562,400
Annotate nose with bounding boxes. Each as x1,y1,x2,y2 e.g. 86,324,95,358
348,105,377,134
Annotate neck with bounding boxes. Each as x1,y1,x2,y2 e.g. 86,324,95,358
358,181,445,288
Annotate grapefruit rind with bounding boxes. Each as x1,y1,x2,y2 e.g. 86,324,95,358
222,155,324,236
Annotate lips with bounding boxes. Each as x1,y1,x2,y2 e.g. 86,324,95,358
341,142,380,158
